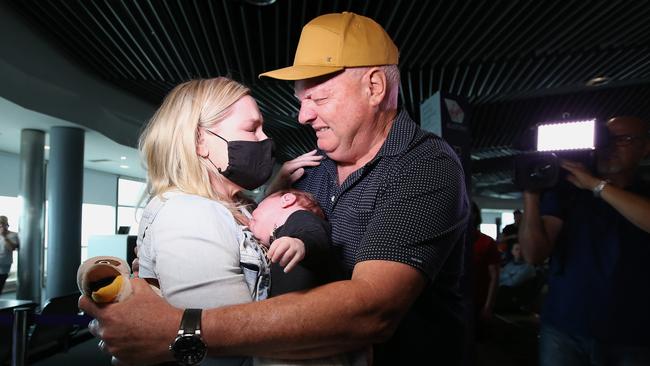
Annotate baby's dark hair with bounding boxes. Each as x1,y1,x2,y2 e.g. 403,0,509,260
267,189,325,219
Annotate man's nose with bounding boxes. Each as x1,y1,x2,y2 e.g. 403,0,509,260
297,104,316,125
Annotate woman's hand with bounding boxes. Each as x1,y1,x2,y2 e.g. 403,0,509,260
266,150,323,194
80,279,182,365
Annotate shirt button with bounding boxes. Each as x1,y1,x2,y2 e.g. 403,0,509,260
331,195,335,202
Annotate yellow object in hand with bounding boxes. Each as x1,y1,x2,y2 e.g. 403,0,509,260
91,275,124,303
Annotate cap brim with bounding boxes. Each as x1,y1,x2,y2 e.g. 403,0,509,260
259,65,344,80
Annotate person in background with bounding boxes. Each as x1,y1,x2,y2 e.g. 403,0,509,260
470,202,500,339
498,209,522,262
519,116,650,365
499,243,536,288
495,243,539,314
0,215,19,294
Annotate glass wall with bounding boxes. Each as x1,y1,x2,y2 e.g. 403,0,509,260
116,178,146,235
480,209,518,241
80,203,116,260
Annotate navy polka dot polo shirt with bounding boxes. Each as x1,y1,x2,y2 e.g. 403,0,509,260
295,109,469,280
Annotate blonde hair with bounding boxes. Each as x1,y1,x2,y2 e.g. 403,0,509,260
139,77,250,216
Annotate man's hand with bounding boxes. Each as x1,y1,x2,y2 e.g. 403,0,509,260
79,278,182,365
132,246,140,278
267,237,306,273
561,160,601,191
266,150,323,194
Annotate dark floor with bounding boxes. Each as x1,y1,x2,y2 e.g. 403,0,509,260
31,338,112,366
476,312,540,366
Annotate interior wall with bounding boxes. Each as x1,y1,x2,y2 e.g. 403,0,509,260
0,150,20,196
473,195,522,211
0,150,124,207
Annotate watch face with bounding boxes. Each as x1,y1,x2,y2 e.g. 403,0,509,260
172,334,207,365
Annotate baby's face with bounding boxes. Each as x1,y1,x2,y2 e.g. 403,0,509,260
249,194,284,247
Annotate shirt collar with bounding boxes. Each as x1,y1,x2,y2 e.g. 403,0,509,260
375,109,418,158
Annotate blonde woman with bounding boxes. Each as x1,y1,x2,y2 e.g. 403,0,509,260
136,77,274,365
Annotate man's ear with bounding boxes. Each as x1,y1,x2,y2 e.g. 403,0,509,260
366,67,387,108
196,129,209,158
280,193,297,208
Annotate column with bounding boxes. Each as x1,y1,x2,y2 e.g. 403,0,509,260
46,127,84,300
16,129,45,302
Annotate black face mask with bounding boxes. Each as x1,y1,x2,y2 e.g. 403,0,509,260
205,130,275,190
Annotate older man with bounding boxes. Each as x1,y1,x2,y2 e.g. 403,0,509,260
81,12,469,365
519,116,650,365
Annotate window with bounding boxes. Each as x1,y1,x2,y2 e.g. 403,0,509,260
117,178,146,235
81,204,116,261
501,211,515,228
479,223,498,241
117,206,140,235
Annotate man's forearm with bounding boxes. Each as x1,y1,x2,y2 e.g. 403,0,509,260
485,266,498,311
601,184,650,233
519,193,552,264
79,261,423,365
202,261,424,359
202,280,385,358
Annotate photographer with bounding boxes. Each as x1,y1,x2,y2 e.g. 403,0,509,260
519,116,650,365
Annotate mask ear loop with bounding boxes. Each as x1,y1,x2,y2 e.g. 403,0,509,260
203,152,225,174
201,129,229,173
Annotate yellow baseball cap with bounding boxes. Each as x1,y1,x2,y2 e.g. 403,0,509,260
259,12,398,80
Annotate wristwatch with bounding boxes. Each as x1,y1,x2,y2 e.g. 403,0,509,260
169,308,207,365
592,180,608,198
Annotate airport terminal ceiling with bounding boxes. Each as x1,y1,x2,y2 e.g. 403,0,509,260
6,0,650,199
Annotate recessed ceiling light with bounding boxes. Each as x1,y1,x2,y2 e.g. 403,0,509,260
586,76,610,87
120,156,127,160
120,165,129,169
44,145,50,150
243,0,277,5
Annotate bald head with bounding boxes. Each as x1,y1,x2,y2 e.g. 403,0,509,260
597,115,650,178
607,116,650,137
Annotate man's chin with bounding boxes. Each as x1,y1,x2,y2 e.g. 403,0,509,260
316,141,336,155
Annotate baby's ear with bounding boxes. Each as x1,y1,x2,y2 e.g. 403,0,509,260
280,193,297,208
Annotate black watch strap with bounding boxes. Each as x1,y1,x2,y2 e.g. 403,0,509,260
180,308,202,334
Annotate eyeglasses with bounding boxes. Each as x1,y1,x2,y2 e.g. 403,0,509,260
608,134,646,147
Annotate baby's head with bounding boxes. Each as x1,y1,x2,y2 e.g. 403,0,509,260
249,189,324,246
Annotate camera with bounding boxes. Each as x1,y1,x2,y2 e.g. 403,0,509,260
514,118,609,190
